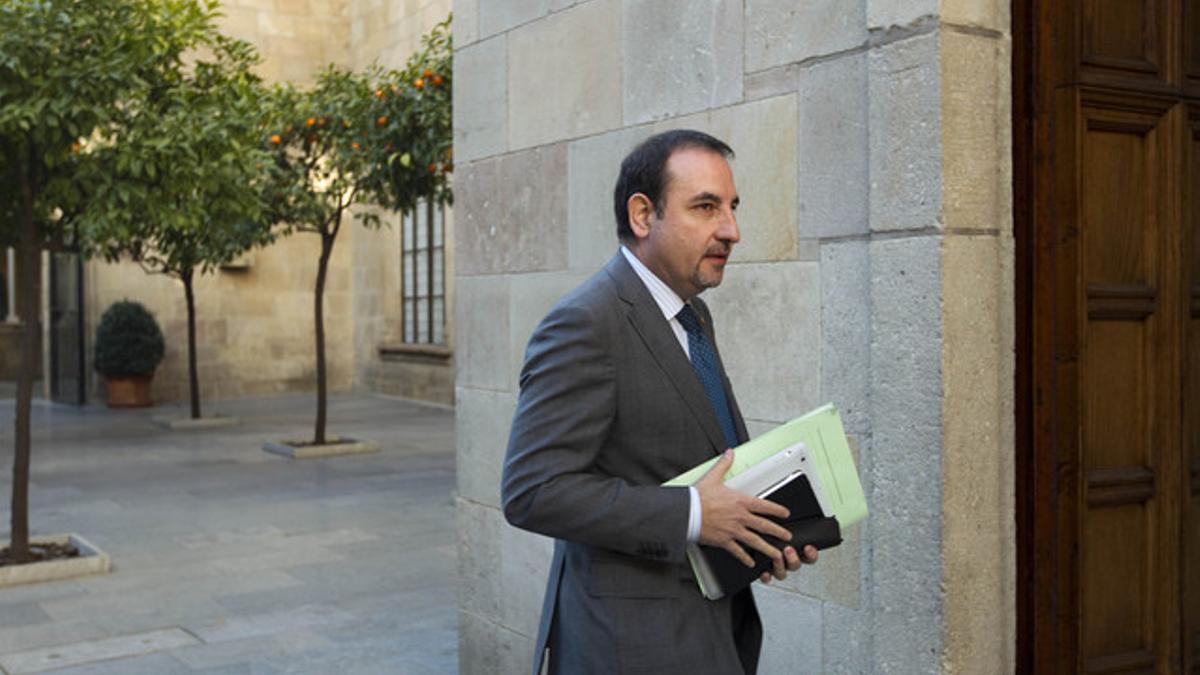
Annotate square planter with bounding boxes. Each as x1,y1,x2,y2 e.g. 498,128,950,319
262,438,381,459
0,534,112,588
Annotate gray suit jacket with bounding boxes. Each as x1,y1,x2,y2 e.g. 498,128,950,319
502,252,759,675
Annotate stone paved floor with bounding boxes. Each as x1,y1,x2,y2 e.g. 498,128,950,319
0,394,457,674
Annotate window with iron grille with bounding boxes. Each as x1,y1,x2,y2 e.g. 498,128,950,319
401,200,446,345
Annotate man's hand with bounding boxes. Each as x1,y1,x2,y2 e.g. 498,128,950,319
696,450,794,569
758,544,818,585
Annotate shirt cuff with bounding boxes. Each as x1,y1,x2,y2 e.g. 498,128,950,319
686,486,702,543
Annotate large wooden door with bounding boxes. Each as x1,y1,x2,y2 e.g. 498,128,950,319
1017,1,1199,672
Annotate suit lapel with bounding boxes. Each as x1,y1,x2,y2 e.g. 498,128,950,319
604,253,730,452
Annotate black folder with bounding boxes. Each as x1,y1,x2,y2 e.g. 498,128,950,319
698,474,843,598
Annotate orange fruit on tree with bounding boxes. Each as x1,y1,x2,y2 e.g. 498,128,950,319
375,88,385,99
432,75,444,86
377,116,388,126
351,141,360,150
269,134,281,145
306,117,316,127
413,78,425,88
428,162,438,173
423,68,434,78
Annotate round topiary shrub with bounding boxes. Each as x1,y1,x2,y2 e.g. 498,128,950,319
94,300,165,378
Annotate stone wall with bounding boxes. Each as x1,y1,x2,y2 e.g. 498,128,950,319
82,0,455,408
453,0,1014,672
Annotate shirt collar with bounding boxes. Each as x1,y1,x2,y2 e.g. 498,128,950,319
620,246,685,322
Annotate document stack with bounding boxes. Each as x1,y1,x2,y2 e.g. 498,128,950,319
664,404,868,600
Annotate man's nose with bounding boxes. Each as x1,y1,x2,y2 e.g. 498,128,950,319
718,208,740,244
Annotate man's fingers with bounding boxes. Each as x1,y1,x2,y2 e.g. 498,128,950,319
746,496,789,520
802,545,819,564
746,514,792,543
699,449,735,485
737,530,783,566
784,546,801,572
723,540,754,568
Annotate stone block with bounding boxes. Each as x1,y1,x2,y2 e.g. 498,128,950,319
754,587,823,674
479,0,550,39
666,95,799,262
867,234,944,672
455,387,517,509
868,0,937,30
820,240,871,434
622,0,743,124
868,33,942,232
453,34,507,163
942,0,1009,32
507,0,621,150
499,522,553,638
509,271,592,386
745,0,866,72
455,143,569,276
458,611,537,675
941,30,1011,232
455,275,511,392
744,63,800,102
457,498,504,622
799,53,869,239
567,126,656,270
704,261,820,424
941,233,1014,673
822,601,871,674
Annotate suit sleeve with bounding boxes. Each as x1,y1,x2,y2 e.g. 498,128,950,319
501,302,690,564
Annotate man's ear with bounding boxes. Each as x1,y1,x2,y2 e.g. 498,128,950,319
627,193,654,241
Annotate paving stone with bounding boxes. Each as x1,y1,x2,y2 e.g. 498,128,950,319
0,602,51,629
0,627,198,674
0,394,457,672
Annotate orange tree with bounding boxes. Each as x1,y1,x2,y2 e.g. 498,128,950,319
0,0,218,563
262,19,451,445
77,35,273,422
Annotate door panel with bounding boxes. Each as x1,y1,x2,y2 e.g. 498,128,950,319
1081,0,1164,81
1078,96,1178,675
1185,106,1200,674
1022,1,1193,672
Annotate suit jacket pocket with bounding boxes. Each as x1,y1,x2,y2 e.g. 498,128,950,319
586,556,680,598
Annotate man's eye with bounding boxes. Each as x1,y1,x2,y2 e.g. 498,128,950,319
697,203,716,212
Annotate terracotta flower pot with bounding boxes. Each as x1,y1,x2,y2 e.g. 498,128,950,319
104,374,154,408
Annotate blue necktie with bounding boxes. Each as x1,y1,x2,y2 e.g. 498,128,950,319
676,304,739,450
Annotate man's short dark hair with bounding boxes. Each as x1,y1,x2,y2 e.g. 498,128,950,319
613,129,734,242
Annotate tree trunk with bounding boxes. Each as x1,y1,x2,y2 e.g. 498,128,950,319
183,270,201,420
313,231,335,445
9,175,41,563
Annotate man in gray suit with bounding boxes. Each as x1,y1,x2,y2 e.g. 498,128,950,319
502,130,818,674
